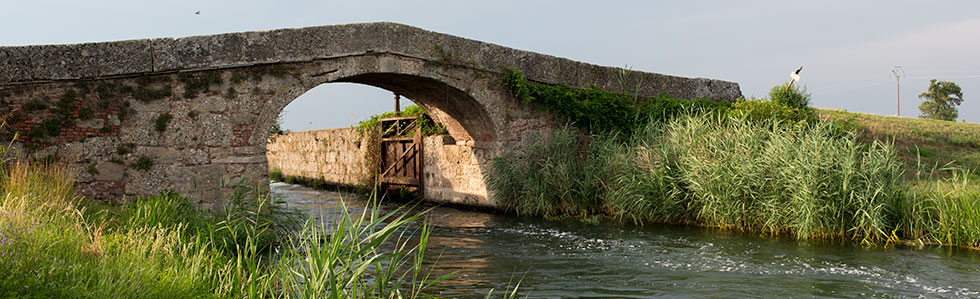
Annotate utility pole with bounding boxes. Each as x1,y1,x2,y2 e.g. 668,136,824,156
393,93,401,113
891,66,904,117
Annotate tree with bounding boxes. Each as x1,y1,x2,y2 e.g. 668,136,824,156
918,79,964,121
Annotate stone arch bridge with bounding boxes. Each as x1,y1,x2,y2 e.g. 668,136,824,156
0,22,741,209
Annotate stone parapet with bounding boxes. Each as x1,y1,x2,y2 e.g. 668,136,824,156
0,22,742,102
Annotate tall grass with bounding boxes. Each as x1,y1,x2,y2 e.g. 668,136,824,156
487,112,980,247
624,114,903,243
0,162,444,297
894,169,980,248
277,200,448,298
487,127,612,221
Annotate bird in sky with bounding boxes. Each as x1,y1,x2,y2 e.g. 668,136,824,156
195,11,201,15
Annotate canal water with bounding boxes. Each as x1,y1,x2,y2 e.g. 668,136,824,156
271,182,980,298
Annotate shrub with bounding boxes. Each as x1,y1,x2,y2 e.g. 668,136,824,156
356,105,447,137
268,168,283,182
769,83,811,110
728,98,817,125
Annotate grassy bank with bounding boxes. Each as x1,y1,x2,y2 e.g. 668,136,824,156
0,163,444,298
488,113,979,248
820,109,980,178
490,70,979,248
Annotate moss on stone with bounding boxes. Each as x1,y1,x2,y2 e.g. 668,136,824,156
132,155,153,171
155,113,173,132
179,71,223,99
87,165,99,175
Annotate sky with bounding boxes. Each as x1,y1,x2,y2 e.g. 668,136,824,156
3,0,979,131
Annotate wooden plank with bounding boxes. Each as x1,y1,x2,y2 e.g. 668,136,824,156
395,142,403,176
381,176,419,185
415,126,422,193
378,115,419,121
417,127,423,195
379,142,417,178
382,137,415,142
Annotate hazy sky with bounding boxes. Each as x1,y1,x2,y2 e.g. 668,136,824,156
3,1,979,131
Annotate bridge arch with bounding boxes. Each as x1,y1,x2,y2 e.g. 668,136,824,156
0,22,741,209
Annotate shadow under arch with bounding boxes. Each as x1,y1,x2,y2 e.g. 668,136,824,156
321,73,498,143
262,69,501,206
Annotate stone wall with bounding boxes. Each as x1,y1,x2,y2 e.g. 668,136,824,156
422,135,496,208
0,71,283,209
266,128,370,187
0,22,742,209
265,129,495,208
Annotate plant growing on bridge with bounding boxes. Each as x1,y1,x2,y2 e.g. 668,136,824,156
502,68,729,137
132,155,153,171
154,113,172,132
179,71,223,99
356,105,448,137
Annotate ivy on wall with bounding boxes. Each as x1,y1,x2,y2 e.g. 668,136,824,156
502,69,730,136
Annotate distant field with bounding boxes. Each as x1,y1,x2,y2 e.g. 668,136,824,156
819,109,980,178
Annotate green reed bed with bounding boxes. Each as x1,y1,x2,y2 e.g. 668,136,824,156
0,163,443,298
488,112,980,248
895,171,980,248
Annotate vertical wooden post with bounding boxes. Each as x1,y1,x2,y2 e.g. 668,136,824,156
415,126,423,196
394,93,400,114
377,126,384,191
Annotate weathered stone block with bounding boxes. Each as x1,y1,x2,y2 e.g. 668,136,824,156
96,39,154,77
240,31,277,65
76,118,103,129
0,46,33,82
94,161,126,181
126,163,178,196
213,155,266,164
307,23,392,58
142,146,181,165
150,38,180,72
174,33,246,69
29,43,100,80
190,96,228,112
268,27,313,62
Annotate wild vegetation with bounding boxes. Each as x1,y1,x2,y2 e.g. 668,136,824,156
0,161,446,298
820,109,980,178
917,79,965,121
502,69,728,136
268,104,450,194
355,104,449,137
490,69,980,249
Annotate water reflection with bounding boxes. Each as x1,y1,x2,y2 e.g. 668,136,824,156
272,183,980,298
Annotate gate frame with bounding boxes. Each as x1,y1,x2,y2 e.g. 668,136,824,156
377,116,423,195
